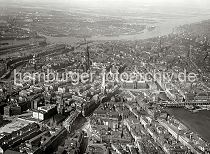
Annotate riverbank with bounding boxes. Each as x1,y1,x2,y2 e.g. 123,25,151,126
167,108,210,143
43,15,210,45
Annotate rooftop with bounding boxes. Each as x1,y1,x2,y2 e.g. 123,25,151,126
0,118,31,134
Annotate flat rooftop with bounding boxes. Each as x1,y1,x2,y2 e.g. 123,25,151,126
0,118,31,134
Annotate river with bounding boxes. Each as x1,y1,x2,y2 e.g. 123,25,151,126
44,14,210,44
167,108,210,143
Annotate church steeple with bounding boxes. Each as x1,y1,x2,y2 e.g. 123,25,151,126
84,38,90,72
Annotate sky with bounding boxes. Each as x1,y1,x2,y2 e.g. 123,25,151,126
41,0,210,8
1,0,210,10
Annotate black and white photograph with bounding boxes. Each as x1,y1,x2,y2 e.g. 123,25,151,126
0,0,210,153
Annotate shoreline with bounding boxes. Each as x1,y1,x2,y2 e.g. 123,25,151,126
43,16,210,45
166,108,210,143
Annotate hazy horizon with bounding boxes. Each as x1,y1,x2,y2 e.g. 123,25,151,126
1,0,210,10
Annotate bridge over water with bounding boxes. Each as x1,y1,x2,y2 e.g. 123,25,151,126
158,101,210,107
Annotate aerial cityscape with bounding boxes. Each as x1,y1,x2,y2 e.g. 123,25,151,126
0,0,210,153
